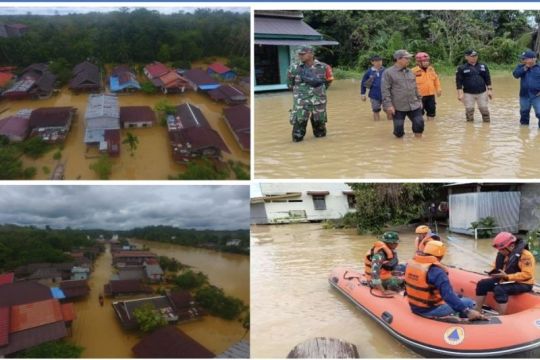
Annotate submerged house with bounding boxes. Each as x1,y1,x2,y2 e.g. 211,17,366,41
104,279,153,297
254,11,338,92
28,107,76,143
207,62,237,80
110,65,140,93
84,94,120,156
0,281,75,357
0,109,32,142
183,69,220,91
112,295,178,330
112,251,158,267
167,103,229,163
143,260,163,283
2,63,56,100
60,280,90,299
132,326,214,358
251,183,356,225
207,85,247,105
144,61,190,94
223,104,250,152
120,106,155,128
69,61,100,93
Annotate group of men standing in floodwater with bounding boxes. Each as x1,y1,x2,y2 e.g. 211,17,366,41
287,46,540,142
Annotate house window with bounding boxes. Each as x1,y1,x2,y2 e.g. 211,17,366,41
347,194,356,209
312,195,326,210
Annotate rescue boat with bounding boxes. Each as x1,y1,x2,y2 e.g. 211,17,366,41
329,266,540,357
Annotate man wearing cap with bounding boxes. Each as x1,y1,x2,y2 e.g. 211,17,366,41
456,49,492,122
382,49,424,138
287,45,334,142
512,50,540,126
364,231,404,293
361,55,387,121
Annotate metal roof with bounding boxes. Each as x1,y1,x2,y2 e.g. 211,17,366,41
85,94,120,129
0,321,67,356
0,307,8,347
255,39,338,46
10,299,63,332
255,16,322,37
50,287,66,300
217,340,250,358
132,326,215,358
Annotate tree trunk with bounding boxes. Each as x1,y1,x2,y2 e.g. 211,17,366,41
287,338,360,358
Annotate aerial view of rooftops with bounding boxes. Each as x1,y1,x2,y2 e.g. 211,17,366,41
0,6,250,180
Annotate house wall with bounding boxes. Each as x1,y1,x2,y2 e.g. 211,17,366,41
256,183,354,224
251,203,268,224
123,121,153,129
519,184,540,231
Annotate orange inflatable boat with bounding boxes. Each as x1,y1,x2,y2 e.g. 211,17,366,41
329,266,540,357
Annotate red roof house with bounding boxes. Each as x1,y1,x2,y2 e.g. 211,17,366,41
0,72,14,88
120,106,156,128
144,62,169,80
0,273,14,286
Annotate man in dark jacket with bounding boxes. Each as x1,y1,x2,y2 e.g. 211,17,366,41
456,50,492,122
361,55,387,121
512,50,540,126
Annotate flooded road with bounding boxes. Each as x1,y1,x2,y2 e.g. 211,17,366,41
70,242,248,357
250,223,540,358
5,83,249,180
254,75,539,179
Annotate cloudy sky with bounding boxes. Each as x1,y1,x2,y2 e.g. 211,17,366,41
0,186,249,231
0,4,248,15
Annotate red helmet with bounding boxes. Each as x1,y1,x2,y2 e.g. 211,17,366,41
415,52,430,61
492,232,517,250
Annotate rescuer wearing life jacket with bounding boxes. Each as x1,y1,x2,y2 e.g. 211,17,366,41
404,241,485,320
414,225,441,253
364,231,404,293
474,232,536,315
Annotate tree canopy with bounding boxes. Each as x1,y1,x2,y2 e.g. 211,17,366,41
303,10,538,69
0,8,249,71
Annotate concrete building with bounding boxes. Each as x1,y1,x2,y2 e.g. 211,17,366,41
251,183,355,224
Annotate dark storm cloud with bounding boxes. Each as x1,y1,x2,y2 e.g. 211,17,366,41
0,186,249,230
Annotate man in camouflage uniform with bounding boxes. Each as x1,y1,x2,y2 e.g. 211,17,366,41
287,46,334,142
365,231,404,292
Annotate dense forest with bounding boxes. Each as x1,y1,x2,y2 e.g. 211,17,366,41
303,10,540,70
0,224,95,270
123,225,250,254
0,8,250,73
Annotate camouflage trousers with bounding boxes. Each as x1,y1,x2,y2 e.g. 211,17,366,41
382,277,404,292
289,102,327,141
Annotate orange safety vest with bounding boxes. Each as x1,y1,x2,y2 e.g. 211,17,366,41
411,65,441,97
404,254,447,308
364,241,395,281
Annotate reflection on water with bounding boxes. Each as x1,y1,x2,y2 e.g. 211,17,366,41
4,87,249,180
255,75,538,179
70,242,249,357
250,223,540,358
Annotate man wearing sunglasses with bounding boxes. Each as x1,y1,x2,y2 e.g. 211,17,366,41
474,232,536,315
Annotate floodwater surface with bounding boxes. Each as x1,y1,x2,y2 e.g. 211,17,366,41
4,85,249,180
250,223,540,358
70,242,249,357
254,75,538,179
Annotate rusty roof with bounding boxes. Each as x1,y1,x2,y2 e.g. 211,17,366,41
0,321,67,356
113,251,157,258
132,325,214,358
208,62,232,74
0,281,52,307
170,127,230,153
0,307,8,347
10,299,63,333
28,107,74,129
120,106,156,126
184,69,218,86
60,303,76,322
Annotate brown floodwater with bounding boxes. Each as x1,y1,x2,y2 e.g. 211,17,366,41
250,223,540,358
70,242,249,357
6,84,249,180
254,75,540,179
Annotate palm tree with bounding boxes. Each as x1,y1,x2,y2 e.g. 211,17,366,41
122,132,139,157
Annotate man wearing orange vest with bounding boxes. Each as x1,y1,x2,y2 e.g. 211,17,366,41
364,231,403,292
414,225,441,253
412,52,442,121
404,241,484,320
474,232,536,315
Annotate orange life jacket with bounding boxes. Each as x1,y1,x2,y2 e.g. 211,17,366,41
364,241,396,281
404,254,447,308
415,235,435,253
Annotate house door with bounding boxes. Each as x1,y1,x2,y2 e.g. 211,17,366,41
255,45,281,85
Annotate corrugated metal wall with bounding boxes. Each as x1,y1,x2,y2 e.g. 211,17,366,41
449,192,521,235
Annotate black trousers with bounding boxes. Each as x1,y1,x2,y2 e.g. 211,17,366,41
422,95,436,117
476,278,533,304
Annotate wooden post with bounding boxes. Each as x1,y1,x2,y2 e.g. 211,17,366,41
287,337,359,358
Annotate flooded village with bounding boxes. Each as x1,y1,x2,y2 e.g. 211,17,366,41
0,8,250,180
0,185,250,358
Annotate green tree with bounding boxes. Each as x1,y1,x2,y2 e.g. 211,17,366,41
174,270,208,290
140,81,157,94
133,303,167,333
195,285,246,320
89,155,113,180
16,340,83,358
171,158,229,180
20,137,50,159
122,132,139,157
